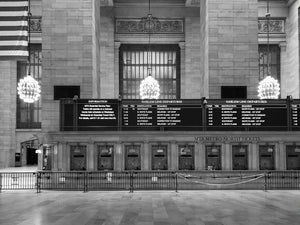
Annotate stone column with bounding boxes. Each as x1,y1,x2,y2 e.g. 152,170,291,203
179,42,185,98
92,0,101,98
170,141,178,171
279,42,288,98
61,142,68,171
114,41,121,98
196,142,205,170
52,143,58,171
87,141,94,171
114,142,123,171
221,143,231,170
249,142,259,170
277,141,285,170
223,142,232,170
141,141,148,171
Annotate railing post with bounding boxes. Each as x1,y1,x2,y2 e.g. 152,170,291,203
130,171,134,193
36,172,41,193
84,172,88,193
0,173,2,193
175,172,178,193
264,171,268,192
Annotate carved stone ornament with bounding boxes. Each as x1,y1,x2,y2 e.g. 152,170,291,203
115,18,184,34
30,16,42,33
258,18,285,34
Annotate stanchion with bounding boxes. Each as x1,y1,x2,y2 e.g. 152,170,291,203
264,171,268,192
175,172,178,193
83,172,88,193
36,172,41,193
129,171,134,193
0,173,2,193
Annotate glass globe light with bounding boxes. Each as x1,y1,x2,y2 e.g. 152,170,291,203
140,75,160,99
258,76,280,99
17,75,41,103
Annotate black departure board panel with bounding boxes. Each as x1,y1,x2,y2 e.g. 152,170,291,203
121,100,202,130
206,99,288,131
60,98,300,131
77,99,119,130
291,100,300,131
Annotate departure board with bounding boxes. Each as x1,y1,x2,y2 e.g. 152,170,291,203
291,100,300,131
206,99,288,131
77,99,119,130
122,100,202,130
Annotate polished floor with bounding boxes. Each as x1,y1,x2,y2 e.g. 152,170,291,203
0,190,300,225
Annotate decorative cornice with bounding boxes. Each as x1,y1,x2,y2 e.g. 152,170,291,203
100,0,113,7
258,18,285,34
115,18,184,34
30,16,42,33
185,0,200,7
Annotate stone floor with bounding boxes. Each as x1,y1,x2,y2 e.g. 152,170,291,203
0,190,299,225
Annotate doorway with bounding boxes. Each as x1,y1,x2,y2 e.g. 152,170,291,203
26,148,38,165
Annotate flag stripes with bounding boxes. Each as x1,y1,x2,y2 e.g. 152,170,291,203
0,0,28,61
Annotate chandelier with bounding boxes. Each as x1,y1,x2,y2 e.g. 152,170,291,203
258,0,280,99
139,0,160,100
17,1,41,103
17,74,41,103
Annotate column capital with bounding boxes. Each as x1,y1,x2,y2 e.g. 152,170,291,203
179,41,185,49
279,42,287,51
114,41,121,49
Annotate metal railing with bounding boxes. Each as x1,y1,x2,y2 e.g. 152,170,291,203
1,171,300,193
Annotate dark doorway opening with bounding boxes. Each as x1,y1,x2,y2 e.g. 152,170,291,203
26,148,38,165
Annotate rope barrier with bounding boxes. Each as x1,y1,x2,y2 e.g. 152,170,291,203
177,173,265,187
178,173,265,180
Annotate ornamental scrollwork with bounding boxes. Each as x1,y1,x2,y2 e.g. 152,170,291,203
116,18,184,34
258,18,285,34
29,16,42,33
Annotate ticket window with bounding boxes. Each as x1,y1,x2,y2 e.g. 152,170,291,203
206,145,221,170
70,145,87,171
232,145,248,170
125,145,141,170
259,145,275,170
42,145,52,170
98,145,114,170
152,145,168,170
178,145,195,170
286,145,300,170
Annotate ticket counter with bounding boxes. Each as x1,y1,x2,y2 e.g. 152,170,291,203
286,145,300,170
178,145,194,170
206,145,221,170
98,145,114,170
70,145,87,171
125,145,141,170
232,145,248,170
152,145,168,170
259,145,275,170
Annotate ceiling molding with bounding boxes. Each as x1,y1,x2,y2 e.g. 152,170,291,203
185,0,200,7
100,0,114,7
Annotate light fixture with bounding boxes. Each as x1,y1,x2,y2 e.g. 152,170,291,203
139,0,160,100
17,0,41,103
258,0,280,99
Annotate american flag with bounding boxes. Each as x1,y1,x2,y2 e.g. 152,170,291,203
0,0,28,60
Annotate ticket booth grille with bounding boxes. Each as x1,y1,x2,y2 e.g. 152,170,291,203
152,145,168,170
98,145,114,170
232,145,248,170
178,145,194,170
286,145,300,170
70,145,87,171
206,145,221,170
259,145,275,170
125,145,141,170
